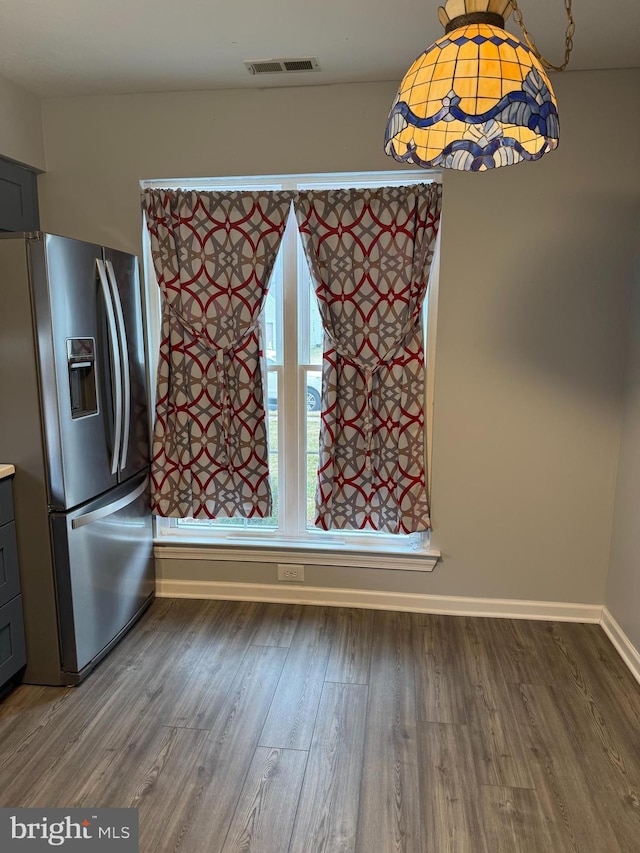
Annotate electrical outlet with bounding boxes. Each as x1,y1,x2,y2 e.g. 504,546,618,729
277,563,305,583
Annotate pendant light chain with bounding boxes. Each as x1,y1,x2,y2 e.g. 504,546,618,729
509,0,575,72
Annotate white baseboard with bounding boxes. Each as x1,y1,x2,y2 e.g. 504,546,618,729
600,607,640,686
156,579,602,623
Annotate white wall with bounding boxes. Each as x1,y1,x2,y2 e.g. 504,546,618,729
429,68,639,603
39,68,640,605
0,74,45,170
606,222,640,648
39,82,399,252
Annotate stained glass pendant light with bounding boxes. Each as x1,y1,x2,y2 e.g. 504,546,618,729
385,0,574,171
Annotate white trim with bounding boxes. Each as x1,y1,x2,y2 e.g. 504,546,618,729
141,169,442,192
600,607,640,687
155,579,601,622
154,544,440,572
426,225,441,492
145,168,442,550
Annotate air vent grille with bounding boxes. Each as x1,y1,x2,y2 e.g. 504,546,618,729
244,57,320,75
283,59,316,72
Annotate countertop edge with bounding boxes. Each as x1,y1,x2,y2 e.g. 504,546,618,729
0,464,16,480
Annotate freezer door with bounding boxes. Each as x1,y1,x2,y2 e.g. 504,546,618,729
103,247,150,482
31,235,119,509
50,472,154,677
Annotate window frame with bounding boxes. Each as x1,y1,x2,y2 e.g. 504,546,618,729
141,170,442,571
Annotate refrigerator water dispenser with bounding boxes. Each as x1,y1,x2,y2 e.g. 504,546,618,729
67,337,98,419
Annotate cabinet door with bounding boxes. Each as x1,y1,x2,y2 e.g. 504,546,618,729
0,158,39,232
0,479,13,526
0,596,27,686
0,522,20,608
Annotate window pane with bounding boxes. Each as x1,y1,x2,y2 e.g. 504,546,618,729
176,516,244,530
305,369,322,528
265,252,283,365
298,233,322,366
250,368,279,528
308,274,322,365
244,368,278,529
306,452,318,528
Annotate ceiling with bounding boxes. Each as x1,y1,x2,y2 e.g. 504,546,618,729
0,0,637,98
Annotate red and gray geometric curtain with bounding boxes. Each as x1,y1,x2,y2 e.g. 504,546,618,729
142,189,294,519
294,183,442,534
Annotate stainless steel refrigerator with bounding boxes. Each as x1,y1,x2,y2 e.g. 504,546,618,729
0,232,154,685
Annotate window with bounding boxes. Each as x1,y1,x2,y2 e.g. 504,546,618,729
142,172,441,568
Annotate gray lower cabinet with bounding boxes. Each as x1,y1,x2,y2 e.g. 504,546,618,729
0,477,26,688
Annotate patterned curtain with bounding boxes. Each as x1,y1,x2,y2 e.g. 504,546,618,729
142,189,294,518
295,183,442,534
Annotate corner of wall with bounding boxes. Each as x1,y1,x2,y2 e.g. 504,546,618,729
0,73,46,171
605,217,640,657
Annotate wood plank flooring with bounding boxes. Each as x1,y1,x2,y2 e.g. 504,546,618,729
1,599,640,852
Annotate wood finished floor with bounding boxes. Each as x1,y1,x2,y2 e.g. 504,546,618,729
1,598,640,852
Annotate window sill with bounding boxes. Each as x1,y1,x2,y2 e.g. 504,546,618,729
153,538,440,572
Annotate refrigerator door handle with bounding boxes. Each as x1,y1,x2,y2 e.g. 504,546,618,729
105,259,132,472
71,475,149,530
96,259,123,475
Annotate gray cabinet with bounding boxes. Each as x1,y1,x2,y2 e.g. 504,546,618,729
0,477,26,689
0,158,39,232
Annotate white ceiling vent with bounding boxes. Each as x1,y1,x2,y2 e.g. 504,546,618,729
244,57,320,76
